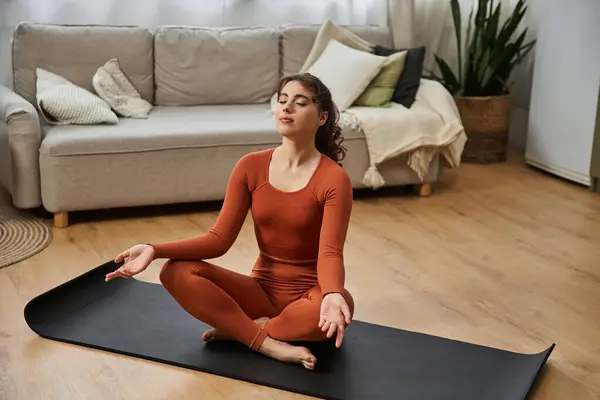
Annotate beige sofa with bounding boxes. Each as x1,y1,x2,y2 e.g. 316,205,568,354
0,22,440,228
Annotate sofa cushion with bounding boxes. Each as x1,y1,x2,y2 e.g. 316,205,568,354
154,26,279,106
36,68,119,125
12,23,154,106
374,45,427,108
280,24,393,77
299,19,376,73
40,104,284,156
353,50,408,107
305,40,387,111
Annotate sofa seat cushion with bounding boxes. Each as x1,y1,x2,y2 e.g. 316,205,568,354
40,104,285,156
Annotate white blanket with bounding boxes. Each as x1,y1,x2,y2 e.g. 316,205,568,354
342,79,467,188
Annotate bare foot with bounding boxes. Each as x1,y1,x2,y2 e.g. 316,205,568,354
202,317,270,343
258,336,317,370
202,328,232,343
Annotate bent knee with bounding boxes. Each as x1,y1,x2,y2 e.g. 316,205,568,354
159,259,209,288
158,259,179,287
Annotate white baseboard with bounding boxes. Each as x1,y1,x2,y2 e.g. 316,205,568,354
525,156,591,186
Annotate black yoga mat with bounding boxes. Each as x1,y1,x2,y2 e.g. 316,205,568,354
25,260,554,400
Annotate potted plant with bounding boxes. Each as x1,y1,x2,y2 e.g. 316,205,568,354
427,0,536,163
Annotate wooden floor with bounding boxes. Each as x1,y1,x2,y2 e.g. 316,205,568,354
1,151,600,400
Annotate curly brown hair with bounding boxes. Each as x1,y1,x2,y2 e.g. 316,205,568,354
277,73,347,165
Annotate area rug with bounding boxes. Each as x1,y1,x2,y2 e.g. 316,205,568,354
0,191,52,268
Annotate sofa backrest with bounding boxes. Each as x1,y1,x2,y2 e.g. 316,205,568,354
153,26,279,106
11,22,393,107
12,22,154,106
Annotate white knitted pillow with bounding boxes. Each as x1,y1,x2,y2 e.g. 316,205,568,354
35,68,118,125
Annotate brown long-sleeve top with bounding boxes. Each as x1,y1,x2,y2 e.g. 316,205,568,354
149,147,353,295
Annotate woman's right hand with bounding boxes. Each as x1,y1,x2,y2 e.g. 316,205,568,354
105,244,156,282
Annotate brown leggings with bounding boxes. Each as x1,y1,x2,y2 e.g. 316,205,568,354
158,259,354,351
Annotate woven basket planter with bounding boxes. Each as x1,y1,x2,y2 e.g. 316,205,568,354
455,94,511,163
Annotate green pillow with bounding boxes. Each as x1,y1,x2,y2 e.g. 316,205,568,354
353,50,408,107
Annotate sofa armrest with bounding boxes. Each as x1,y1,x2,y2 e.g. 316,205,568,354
0,85,42,208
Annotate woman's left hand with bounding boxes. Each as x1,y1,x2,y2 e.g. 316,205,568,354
319,293,352,348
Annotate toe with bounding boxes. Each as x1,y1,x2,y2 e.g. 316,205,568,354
300,350,317,365
202,329,214,341
303,361,316,370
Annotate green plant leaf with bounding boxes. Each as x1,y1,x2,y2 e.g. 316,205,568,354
507,39,536,72
471,1,494,79
482,27,529,89
463,6,474,85
434,54,461,95
482,39,518,84
478,50,492,84
470,19,485,75
437,0,535,96
481,45,515,89
496,0,527,49
423,68,444,82
450,0,463,86
475,0,488,28
484,2,501,48
514,39,536,64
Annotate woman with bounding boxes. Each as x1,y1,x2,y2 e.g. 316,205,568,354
105,73,355,370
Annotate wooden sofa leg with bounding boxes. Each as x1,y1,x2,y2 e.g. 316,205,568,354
417,183,432,197
54,212,69,228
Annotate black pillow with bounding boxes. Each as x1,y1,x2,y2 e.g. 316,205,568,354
374,45,426,108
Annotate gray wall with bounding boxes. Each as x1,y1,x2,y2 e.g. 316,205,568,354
507,0,543,151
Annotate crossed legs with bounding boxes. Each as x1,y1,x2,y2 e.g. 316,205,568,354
263,285,355,342
159,259,276,349
158,259,354,369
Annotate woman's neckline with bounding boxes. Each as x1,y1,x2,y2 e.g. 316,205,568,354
265,147,324,194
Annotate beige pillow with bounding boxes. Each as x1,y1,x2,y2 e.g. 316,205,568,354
305,39,386,111
300,19,375,72
93,59,153,119
36,68,118,125
270,19,376,112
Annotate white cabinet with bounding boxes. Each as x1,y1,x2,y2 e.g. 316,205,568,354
525,0,600,185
